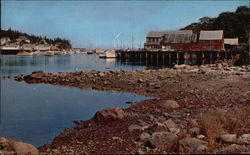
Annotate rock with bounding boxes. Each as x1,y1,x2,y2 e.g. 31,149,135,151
188,119,198,127
128,124,145,132
93,107,124,123
145,132,178,148
0,137,39,155
147,82,155,86
162,119,180,134
216,144,250,154
138,79,144,83
137,132,151,142
148,122,166,133
189,127,200,136
103,81,110,85
157,100,179,109
174,64,191,69
99,72,105,77
237,134,250,144
178,137,208,153
197,135,206,139
218,134,237,144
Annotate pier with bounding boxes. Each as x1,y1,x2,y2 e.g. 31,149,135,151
116,50,241,67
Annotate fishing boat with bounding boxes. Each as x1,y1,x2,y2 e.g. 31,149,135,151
105,50,116,58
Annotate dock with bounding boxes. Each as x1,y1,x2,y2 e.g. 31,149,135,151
116,50,241,67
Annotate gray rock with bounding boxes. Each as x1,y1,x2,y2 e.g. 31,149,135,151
148,122,166,133
145,132,178,148
237,134,250,144
128,124,144,132
216,144,250,154
138,79,144,83
178,137,208,153
189,127,200,136
99,72,105,77
157,100,179,109
137,132,151,142
0,137,39,155
163,119,180,134
218,134,237,144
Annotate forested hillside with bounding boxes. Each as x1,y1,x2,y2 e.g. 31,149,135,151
0,28,72,49
181,6,249,44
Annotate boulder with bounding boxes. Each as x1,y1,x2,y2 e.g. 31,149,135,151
237,134,250,144
148,122,166,133
99,72,105,77
145,132,178,148
189,127,200,136
93,107,124,123
157,100,179,110
137,132,151,142
218,134,237,144
174,64,191,69
0,137,39,155
163,119,180,134
128,124,145,132
216,144,250,154
178,137,208,153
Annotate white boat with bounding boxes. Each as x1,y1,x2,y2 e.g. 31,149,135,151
99,51,106,58
105,50,116,58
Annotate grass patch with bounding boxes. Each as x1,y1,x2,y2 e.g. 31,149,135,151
198,106,250,144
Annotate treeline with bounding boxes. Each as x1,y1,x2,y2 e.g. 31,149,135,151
0,28,72,49
182,6,249,65
181,6,249,44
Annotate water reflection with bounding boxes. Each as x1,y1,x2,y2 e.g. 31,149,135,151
1,54,149,147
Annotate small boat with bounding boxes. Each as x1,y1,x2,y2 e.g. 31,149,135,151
87,50,94,54
99,52,106,58
105,50,116,58
17,51,33,56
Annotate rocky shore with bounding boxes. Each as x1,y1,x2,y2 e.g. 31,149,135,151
5,63,250,154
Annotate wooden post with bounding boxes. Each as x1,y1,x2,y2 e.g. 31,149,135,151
177,51,179,65
210,52,212,64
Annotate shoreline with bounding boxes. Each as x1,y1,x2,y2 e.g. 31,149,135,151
3,63,250,154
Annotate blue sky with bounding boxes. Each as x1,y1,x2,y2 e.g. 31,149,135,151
1,0,248,49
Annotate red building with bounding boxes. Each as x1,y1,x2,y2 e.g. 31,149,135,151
194,30,224,51
145,30,225,51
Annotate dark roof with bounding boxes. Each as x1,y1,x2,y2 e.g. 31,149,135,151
147,30,194,38
160,31,197,44
199,30,223,40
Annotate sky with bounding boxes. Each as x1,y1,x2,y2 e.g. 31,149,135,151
1,0,248,49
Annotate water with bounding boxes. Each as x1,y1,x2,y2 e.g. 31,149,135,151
1,54,149,147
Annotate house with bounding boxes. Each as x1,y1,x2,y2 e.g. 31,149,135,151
144,31,167,49
196,30,224,51
1,37,11,45
1,43,20,50
34,44,51,51
159,30,197,51
21,44,35,51
224,38,238,50
16,35,30,44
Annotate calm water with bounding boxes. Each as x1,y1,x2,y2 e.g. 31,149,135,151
1,54,149,147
